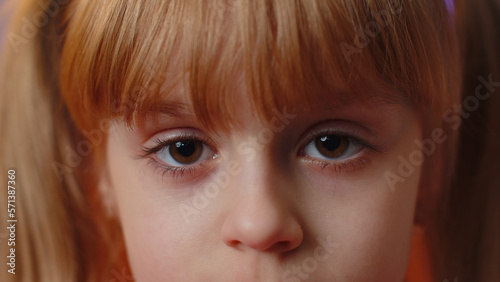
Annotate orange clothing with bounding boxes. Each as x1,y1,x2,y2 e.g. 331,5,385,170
405,226,434,282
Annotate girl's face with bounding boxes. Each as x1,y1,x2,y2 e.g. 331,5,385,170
103,82,422,281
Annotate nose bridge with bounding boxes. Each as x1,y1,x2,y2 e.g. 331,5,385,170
220,152,303,253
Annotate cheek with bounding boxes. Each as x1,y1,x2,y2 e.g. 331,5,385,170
105,133,199,280
301,172,419,281
119,208,196,281
300,120,421,281
341,177,419,281
110,177,208,280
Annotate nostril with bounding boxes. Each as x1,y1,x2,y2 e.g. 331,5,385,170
220,191,304,254
224,239,243,249
267,241,297,253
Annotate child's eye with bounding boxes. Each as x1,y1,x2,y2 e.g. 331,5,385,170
156,139,215,167
303,135,362,160
138,133,219,179
298,125,382,174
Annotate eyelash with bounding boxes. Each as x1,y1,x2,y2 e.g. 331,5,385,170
298,129,382,174
305,156,372,174
138,134,216,179
138,130,383,179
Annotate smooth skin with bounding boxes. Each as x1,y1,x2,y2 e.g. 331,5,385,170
101,85,422,281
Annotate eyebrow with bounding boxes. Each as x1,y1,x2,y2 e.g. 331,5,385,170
131,89,409,129
129,101,196,131
138,101,194,118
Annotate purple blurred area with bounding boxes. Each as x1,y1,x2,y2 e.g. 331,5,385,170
445,0,456,14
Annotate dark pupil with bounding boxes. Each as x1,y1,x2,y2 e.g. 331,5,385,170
168,139,203,164
174,141,196,157
315,135,348,159
319,136,341,151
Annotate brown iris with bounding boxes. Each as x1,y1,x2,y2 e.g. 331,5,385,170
168,140,203,164
314,135,349,158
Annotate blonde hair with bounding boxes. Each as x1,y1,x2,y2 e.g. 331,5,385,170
0,0,497,281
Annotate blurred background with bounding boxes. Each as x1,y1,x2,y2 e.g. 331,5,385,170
0,0,7,49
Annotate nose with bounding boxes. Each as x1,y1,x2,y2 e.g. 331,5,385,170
220,163,303,253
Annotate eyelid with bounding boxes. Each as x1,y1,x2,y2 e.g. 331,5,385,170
139,129,218,158
135,129,220,180
296,121,384,175
140,135,204,158
296,122,382,155
302,136,363,161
